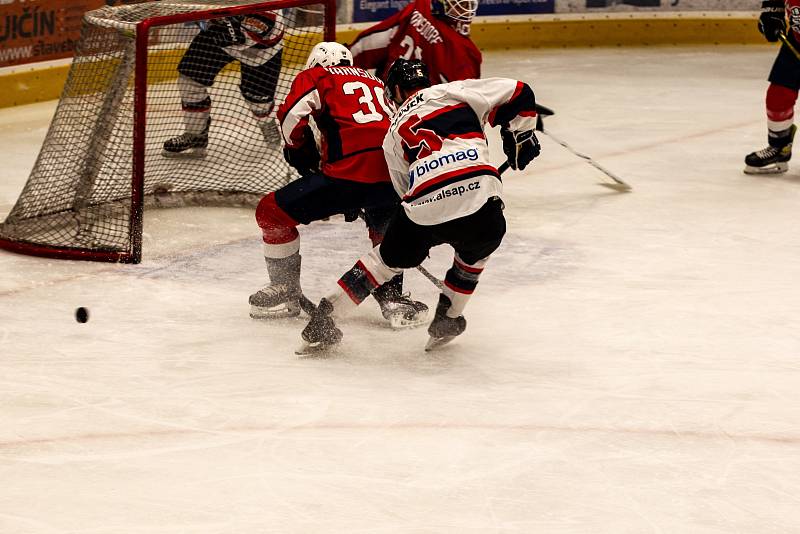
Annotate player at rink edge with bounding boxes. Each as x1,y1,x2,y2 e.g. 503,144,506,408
348,0,481,84
249,43,429,328
297,58,541,354
744,0,800,174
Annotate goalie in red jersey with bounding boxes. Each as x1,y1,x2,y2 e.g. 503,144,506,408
745,0,800,174
349,0,481,84
249,42,428,328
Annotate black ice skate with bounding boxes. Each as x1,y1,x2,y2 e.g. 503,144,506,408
424,294,466,352
373,278,429,329
162,119,210,159
249,253,302,319
744,125,796,175
249,284,301,319
296,298,342,355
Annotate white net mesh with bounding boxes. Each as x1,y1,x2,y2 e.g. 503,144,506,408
0,0,329,262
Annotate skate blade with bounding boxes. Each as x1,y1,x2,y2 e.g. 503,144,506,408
162,148,207,159
295,339,339,356
250,301,301,320
744,162,788,175
425,335,456,352
387,311,429,330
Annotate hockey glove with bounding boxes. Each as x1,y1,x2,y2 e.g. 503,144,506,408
759,0,786,43
501,128,540,171
206,17,246,47
283,143,320,177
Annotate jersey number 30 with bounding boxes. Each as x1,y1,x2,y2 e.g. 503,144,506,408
342,81,393,124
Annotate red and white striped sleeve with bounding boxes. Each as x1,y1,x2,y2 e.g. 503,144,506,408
277,69,324,148
453,78,538,133
349,6,407,71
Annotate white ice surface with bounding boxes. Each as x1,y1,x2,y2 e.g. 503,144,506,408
1,46,800,533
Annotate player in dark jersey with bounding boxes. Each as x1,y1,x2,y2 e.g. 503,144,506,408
162,12,285,158
249,43,428,328
296,59,540,354
745,0,800,174
349,0,481,85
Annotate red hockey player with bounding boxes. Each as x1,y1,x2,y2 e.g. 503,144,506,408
348,0,481,84
295,59,541,354
249,43,428,328
745,0,800,173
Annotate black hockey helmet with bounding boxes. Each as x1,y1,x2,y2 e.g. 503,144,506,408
385,59,431,104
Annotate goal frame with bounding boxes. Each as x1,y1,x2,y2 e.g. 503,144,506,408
0,0,335,264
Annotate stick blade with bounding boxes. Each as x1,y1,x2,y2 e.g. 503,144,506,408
599,182,632,193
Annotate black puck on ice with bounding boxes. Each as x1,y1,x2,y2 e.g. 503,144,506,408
75,307,89,323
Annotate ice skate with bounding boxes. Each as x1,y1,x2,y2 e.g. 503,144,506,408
424,294,466,352
296,298,342,355
249,284,301,319
162,119,209,159
744,125,795,175
249,253,302,319
379,293,429,328
373,275,428,329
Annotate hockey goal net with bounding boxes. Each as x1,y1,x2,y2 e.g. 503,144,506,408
0,0,334,263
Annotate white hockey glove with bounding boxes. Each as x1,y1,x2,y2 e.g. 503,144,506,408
501,127,540,171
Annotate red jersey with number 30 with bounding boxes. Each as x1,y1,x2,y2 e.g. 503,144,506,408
278,65,393,184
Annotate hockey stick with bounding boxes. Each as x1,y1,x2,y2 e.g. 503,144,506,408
532,105,631,191
778,32,800,61
539,128,631,191
536,119,631,192
416,263,447,291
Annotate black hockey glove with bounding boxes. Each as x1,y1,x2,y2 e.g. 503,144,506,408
501,127,540,171
759,0,786,43
284,142,320,177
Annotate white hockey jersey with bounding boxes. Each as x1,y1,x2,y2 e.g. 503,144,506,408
382,77,538,225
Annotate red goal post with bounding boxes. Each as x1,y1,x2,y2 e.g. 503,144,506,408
0,0,335,264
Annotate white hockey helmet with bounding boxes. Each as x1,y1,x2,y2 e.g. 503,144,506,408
432,0,478,35
304,42,353,69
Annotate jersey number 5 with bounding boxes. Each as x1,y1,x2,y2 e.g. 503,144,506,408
342,81,393,124
399,114,443,161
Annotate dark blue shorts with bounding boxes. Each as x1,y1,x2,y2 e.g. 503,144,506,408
378,197,506,269
769,33,800,90
274,173,399,233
